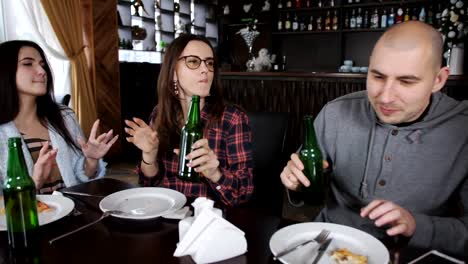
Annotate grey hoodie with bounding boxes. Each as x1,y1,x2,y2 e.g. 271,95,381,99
314,90,468,256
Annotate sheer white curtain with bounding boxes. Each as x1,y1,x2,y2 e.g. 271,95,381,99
2,0,71,102
0,1,5,42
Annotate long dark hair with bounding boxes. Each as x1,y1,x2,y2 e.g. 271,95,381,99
155,34,224,157
0,40,79,151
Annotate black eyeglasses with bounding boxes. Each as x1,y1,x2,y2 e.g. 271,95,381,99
178,55,215,72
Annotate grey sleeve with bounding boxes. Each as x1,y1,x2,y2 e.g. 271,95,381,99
314,104,336,164
409,155,468,257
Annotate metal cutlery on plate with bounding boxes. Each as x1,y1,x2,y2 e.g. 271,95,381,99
49,209,132,244
273,229,330,261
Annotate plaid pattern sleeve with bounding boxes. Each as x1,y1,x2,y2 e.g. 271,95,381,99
206,106,254,206
137,104,254,206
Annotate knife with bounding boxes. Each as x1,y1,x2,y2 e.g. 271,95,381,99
311,238,332,264
59,190,105,198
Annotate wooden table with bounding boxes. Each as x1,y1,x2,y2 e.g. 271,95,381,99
0,178,454,264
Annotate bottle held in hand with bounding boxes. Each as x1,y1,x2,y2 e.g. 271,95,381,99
178,95,203,182
3,137,40,254
299,116,326,206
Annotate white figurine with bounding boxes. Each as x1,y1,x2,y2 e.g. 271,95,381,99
223,5,230,15
253,48,273,72
262,0,271,11
243,3,252,13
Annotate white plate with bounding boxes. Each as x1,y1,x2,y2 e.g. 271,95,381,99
0,194,75,231
99,187,186,220
270,222,390,264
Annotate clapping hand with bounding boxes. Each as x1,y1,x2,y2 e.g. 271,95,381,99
360,199,416,237
124,118,159,155
78,119,119,160
32,141,58,188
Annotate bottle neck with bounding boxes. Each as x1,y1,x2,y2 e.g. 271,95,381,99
7,138,30,180
186,97,200,126
303,118,319,149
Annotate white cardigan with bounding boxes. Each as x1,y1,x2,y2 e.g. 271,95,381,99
0,108,106,189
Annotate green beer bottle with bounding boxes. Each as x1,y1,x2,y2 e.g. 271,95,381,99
299,116,325,206
3,137,39,253
178,95,203,182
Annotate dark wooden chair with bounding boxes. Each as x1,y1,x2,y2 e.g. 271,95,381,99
247,112,289,216
61,94,71,106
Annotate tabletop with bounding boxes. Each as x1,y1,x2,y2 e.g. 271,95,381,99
0,178,456,264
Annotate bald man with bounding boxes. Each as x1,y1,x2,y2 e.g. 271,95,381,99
281,21,468,256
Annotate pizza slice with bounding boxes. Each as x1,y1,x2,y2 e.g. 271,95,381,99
0,200,52,214
331,248,368,264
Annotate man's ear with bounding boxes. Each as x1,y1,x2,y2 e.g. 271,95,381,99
432,66,450,93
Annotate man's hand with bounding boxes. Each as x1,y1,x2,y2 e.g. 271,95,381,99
280,153,328,191
360,199,416,237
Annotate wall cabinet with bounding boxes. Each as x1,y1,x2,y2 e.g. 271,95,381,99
117,0,218,64
218,0,448,72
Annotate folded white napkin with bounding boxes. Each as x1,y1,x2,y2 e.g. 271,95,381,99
173,197,247,263
163,206,191,219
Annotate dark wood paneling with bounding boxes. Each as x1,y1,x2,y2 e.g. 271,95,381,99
221,72,468,154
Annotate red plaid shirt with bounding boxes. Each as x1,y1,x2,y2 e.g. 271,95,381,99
138,104,254,206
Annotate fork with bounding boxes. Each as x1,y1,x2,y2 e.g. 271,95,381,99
48,210,128,244
273,229,330,260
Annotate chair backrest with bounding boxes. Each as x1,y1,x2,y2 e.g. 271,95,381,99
61,94,71,106
247,112,288,216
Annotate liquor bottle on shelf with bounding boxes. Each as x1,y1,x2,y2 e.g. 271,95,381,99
174,2,180,12
332,10,338,30
381,9,387,29
305,0,310,8
318,0,322,8
355,0,360,3
435,4,442,27
363,9,369,29
350,9,357,29
286,0,292,8
325,11,331,31
281,55,287,71
300,16,306,31
427,5,434,25
419,7,426,22
371,9,379,29
412,7,418,21
285,12,292,31
356,8,363,29
307,15,314,31
292,13,299,31
278,13,283,31
396,7,403,24
278,0,283,9
316,15,323,31
388,7,395,26
296,0,301,8
344,11,350,29
330,0,334,7
348,0,353,3
404,8,410,22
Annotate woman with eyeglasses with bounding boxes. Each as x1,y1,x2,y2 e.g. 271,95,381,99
0,40,118,193
124,34,254,206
